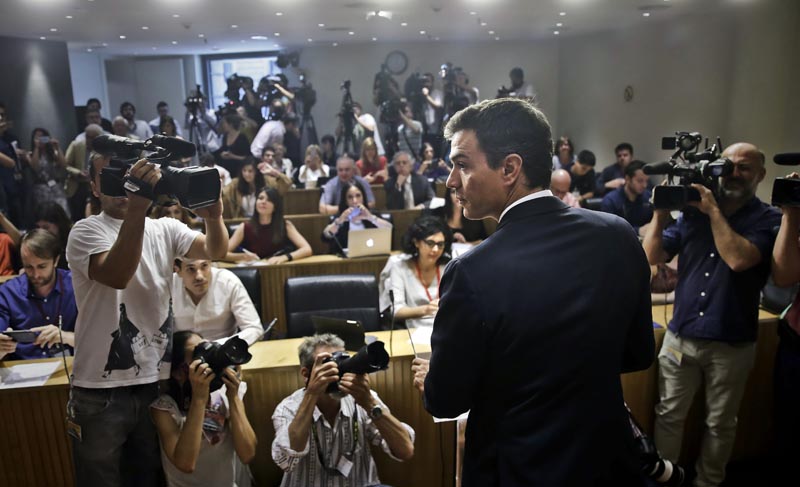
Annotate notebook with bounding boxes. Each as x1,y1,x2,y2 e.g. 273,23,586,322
345,227,392,258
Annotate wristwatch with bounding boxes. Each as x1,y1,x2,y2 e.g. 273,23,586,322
369,404,384,421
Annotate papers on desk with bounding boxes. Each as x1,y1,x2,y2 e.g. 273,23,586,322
451,242,474,258
0,361,60,389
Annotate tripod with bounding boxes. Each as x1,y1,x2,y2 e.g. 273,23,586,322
299,109,318,151
186,110,209,162
335,85,358,156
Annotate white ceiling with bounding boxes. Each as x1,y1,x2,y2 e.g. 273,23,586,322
0,0,740,55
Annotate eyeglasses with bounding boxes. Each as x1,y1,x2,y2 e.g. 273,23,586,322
422,239,446,250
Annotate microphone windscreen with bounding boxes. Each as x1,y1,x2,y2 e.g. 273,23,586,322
92,134,145,155
774,153,800,166
150,134,197,158
643,161,674,175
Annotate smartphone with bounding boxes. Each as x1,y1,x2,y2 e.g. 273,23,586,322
2,330,38,343
348,207,362,221
38,136,51,144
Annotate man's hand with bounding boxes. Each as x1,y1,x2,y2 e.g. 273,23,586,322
411,358,429,393
0,333,17,358
607,178,625,189
30,325,63,348
338,373,373,409
422,87,430,96
194,197,223,220
396,174,408,188
258,162,281,178
306,352,340,397
126,159,162,209
688,184,720,216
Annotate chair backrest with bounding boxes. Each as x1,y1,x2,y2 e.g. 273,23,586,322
284,274,380,339
225,267,262,319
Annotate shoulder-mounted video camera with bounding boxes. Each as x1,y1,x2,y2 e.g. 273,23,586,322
323,340,389,395
643,132,732,210
772,153,800,207
192,336,252,392
92,134,221,210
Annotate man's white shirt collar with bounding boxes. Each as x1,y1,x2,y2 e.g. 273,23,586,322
499,189,553,222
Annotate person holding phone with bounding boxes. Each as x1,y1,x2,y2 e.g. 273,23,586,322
26,127,70,222
0,229,77,360
322,180,391,254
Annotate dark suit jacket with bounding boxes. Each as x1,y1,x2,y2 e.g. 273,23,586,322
384,173,435,209
424,196,654,487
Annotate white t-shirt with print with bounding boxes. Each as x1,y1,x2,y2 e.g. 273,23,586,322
67,213,199,388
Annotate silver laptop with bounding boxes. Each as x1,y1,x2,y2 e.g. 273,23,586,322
345,227,392,258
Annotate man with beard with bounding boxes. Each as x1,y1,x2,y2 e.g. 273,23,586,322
643,142,780,487
0,229,77,360
271,334,414,486
119,101,153,141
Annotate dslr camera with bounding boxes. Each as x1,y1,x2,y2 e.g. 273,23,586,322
192,336,253,392
771,152,800,207
323,340,390,395
643,132,733,210
92,134,221,210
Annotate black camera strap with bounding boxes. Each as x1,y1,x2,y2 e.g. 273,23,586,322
123,175,156,200
311,404,359,475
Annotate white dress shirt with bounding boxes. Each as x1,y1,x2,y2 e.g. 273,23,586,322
171,267,263,345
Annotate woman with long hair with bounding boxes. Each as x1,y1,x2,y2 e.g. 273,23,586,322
415,142,450,182
322,180,391,254
158,116,179,137
150,331,257,486
553,136,576,171
356,137,388,184
215,114,250,176
225,187,312,264
222,157,266,219
388,216,452,329
26,128,70,221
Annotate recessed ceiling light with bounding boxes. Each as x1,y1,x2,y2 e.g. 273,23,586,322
251,35,268,40
275,12,283,16
198,34,205,38
273,44,280,48
348,31,354,35
171,41,178,44
318,23,325,27
480,22,487,26
102,42,108,46
307,38,313,42
469,11,477,16
87,48,92,52
643,12,651,17
371,37,377,41
435,36,440,41
554,31,560,35
559,12,566,16
556,22,563,27
488,30,495,35
65,15,73,19
401,22,408,26
231,25,238,29
274,32,281,36
420,30,426,35
141,26,149,30
40,36,46,40
50,28,58,32
119,35,126,39
495,37,500,41
332,42,338,46
172,14,180,18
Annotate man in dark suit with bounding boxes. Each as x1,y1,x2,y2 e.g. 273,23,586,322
415,98,655,486
384,151,435,209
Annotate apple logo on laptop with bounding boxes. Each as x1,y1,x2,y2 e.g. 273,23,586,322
366,238,375,248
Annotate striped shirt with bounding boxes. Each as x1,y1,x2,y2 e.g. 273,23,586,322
272,388,415,487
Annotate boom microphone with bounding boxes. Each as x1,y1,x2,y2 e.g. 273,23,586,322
150,134,197,158
92,134,145,156
774,153,800,166
643,161,674,176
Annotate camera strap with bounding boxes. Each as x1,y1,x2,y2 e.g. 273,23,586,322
311,403,359,475
401,126,419,161
123,175,156,200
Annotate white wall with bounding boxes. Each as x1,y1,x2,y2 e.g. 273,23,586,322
68,50,109,116
105,56,190,123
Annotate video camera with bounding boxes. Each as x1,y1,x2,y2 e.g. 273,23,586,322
258,75,284,104
323,340,390,395
192,336,252,392
771,153,800,207
643,131,732,210
92,134,221,210
184,84,206,114
294,73,317,117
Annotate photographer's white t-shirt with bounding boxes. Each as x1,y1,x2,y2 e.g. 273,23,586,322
67,213,199,388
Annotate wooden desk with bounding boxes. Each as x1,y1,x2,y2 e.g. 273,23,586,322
219,254,394,336
284,188,322,215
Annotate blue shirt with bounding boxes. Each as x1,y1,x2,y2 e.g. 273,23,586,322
600,186,653,232
0,269,78,359
662,198,781,342
320,175,376,207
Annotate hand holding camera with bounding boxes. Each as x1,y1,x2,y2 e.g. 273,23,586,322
221,367,242,401
337,372,373,409
188,359,215,399
307,352,340,396
126,159,163,208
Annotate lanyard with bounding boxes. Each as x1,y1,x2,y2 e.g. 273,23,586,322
311,405,359,475
30,272,63,326
415,263,440,302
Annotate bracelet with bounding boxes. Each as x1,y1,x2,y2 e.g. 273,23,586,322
286,253,293,262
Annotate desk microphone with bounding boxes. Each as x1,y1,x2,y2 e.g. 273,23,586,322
388,289,396,355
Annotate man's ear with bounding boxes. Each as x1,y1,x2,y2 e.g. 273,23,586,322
501,153,524,185
300,366,310,382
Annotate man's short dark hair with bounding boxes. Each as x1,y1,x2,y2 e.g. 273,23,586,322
86,98,101,108
120,101,135,114
615,142,633,155
156,101,168,109
321,134,335,146
577,150,596,167
21,229,61,260
444,98,553,189
624,160,646,178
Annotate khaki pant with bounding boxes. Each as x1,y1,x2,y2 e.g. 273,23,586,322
654,330,756,487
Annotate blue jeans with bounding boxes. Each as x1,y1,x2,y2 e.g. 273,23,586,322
67,383,163,487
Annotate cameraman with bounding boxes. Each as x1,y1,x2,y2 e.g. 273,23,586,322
239,76,264,125
336,102,385,157
250,100,286,160
183,91,217,154
65,151,229,486
271,334,414,486
397,103,423,161
642,142,780,487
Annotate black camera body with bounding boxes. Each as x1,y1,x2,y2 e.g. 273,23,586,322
323,341,390,394
185,84,206,114
93,134,221,210
380,97,404,125
771,153,800,207
645,132,732,211
192,336,252,392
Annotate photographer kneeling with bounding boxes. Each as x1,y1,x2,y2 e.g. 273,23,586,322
272,334,414,487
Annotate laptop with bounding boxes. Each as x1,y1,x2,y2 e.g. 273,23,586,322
345,227,392,258
311,316,366,351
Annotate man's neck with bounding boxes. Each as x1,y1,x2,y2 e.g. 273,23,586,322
719,194,752,217
623,185,638,202
33,278,57,298
186,288,205,306
316,395,341,425
497,185,543,220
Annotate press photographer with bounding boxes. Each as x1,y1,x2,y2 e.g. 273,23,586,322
183,86,217,157
643,142,780,487
271,334,414,486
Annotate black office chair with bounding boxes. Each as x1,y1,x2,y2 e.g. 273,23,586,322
583,197,604,211
225,266,263,324
284,274,381,339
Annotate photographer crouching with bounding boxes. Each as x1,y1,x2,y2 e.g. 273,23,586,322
643,142,780,487
65,150,228,486
271,334,414,486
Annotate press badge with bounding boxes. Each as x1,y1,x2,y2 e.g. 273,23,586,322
336,456,353,477
664,346,683,366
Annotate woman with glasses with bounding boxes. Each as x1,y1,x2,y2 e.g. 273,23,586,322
389,215,452,329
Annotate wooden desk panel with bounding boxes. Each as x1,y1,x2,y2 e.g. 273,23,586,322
284,188,322,215
372,184,386,210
